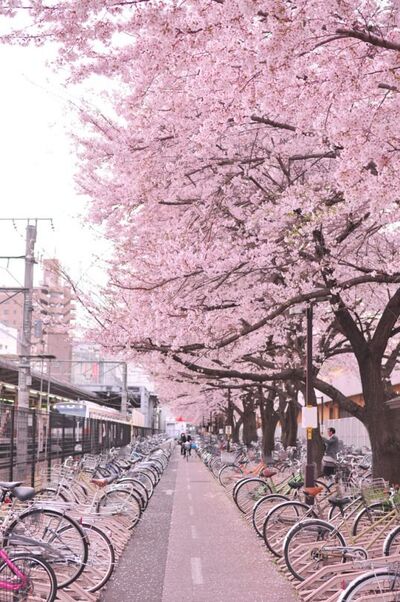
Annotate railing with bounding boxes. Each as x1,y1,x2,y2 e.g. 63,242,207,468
0,403,160,486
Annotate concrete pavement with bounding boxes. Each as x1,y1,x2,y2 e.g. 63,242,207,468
101,450,297,602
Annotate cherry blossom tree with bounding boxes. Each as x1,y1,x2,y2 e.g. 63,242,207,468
2,0,400,477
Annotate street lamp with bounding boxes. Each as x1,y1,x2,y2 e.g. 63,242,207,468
290,303,316,497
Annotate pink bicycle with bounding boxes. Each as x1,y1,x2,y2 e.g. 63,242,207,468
0,548,57,601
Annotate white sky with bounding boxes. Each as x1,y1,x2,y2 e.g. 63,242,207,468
0,42,155,391
0,44,109,294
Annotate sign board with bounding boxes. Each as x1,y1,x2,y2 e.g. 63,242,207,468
225,425,232,436
219,428,224,434
301,406,318,429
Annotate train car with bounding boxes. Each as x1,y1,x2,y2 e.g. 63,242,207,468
53,400,132,425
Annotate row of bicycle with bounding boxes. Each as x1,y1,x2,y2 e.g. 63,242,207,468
199,440,400,601
0,434,174,601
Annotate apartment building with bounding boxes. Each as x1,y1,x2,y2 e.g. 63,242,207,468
0,258,75,377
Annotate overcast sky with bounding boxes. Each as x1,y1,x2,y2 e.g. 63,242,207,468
0,44,108,293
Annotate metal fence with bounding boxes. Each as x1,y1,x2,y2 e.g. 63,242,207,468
298,416,370,449
0,403,160,487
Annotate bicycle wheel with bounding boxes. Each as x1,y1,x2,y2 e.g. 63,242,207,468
263,500,315,557
118,478,149,509
129,471,154,498
232,476,251,500
210,458,223,479
252,494,289,537
144,465,160,484
352,502,394,536
59,522,115,593
338,568,400,601
284,518,346,581
138,467,158,487
33,487,70,503
383,523,400,556
4,507,88,589
234,478,272,514
218,465,243,488
0,552,57,602
96,487,142,527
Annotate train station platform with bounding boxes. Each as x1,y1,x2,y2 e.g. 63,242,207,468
101,449,297,602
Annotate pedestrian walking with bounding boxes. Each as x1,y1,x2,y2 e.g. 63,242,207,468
180,432,187,455
182,440,191,460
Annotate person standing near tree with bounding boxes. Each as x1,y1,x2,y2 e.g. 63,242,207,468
321,427,340,478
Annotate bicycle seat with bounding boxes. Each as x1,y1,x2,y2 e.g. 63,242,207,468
91,477,115,488
328,496,351,508
261,468,277,478
0,481,23,489
303,486,324,497
13,486,35,502
0,481,22,490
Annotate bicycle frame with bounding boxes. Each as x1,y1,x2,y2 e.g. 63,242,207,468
0,548,28,592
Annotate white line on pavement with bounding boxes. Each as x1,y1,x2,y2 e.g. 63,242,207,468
188,492,193,501
191,525,198,540
189,505,194,516
191,557,203,585
164,490,173,495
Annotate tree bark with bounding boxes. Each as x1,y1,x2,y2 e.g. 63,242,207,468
241,392,258,445
360,355,400,481
242,407,258,444
257,387,279,461
232,416,242,443
281,400,299,448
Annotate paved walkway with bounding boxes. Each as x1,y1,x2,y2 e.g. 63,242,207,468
101,451,297,602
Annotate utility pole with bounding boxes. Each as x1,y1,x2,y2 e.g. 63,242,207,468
121,362,128,418
15,225,36,479
18,223,37,408
305,304,316,502
0,218,53,480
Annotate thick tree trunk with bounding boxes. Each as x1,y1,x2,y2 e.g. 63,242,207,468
232,416,242,443
257,388,279,462
261,412,278,461
242,407,258,445
281,401,299,449
361,357,400,482
367,408,400,482
286,401,299,448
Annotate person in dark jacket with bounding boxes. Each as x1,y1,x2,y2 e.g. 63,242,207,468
322,427,339,477
180,432,187,455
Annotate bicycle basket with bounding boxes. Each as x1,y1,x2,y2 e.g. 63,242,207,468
221,452,236,465
391,490,400,509
288,474,304,489
361,478,389,505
